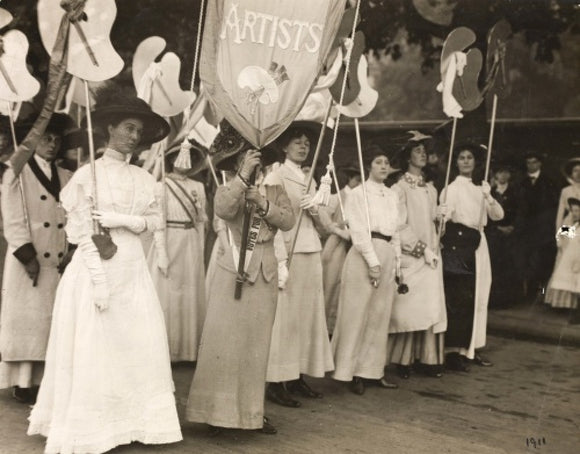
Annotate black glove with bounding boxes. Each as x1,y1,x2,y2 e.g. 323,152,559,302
24,258,40,287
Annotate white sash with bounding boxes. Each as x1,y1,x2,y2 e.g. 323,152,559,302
229,181,266,275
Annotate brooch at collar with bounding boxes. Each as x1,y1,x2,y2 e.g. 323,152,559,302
403,173,426,188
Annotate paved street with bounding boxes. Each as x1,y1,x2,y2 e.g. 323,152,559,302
0,335,578,454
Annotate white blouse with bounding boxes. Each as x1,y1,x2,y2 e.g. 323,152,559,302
441,175,504,229
345,179,400,268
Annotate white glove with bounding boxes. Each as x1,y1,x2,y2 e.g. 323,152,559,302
153,230,169,276
79,237,109,311
157,252,169,276
481,181,491,198
278,260,289,289
93,210,147,233
300,194,319,214
424,247,439,269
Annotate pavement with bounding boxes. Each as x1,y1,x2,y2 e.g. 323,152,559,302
487,299,580,347
1,335,578,454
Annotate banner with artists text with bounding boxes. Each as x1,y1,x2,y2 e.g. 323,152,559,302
200,0,346,148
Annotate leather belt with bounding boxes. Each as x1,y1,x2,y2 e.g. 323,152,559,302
167,220,194,230
371,232,392,242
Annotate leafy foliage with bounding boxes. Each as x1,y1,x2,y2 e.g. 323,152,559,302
1,0,578,86
360,0,580,71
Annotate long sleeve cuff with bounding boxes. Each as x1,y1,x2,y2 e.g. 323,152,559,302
13,243,37,264
361,246,380,268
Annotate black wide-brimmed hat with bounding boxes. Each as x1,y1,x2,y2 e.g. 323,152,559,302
88,97,170,146
563,157,580,178
84,84,170,147
210,120,280,172
15,113,84,154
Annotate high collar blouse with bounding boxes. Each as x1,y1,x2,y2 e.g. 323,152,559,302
61,148,162,244
441,175,504,229
345,179,400,268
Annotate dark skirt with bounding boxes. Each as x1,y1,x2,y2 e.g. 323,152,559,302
441,222,480,349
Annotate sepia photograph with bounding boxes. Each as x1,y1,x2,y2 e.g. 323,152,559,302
0,0,578,453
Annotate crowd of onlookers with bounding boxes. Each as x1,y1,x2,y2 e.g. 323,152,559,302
407,144,580,314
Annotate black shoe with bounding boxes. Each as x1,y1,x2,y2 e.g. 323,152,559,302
569,308,580,325
396,364,411,379
266,383,301,408
378,377,399,389
286,376,323,399
258,416,277,435
12,387,33,404
445,353,470,372
349,376,365,395
421,364,443,378
473,353,493,367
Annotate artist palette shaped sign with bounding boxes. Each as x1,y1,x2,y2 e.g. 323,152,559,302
201,0,346,148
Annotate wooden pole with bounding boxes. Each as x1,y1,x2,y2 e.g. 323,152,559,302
354,118,371,235
222,170,234,247
330,156,347,224
83,79,99,234
478,94,498,230
234,168,256,299
436,116,458,246
286,101,333,269
6,101,32,241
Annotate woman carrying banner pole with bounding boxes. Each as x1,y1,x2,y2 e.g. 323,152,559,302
28,90,183,453
265,124,334,407
331,144,401,395
438,143,504,372
186,133,294,434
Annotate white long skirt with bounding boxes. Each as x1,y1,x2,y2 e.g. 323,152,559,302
267,252,334,382
28,232,182,454
332,239,396,381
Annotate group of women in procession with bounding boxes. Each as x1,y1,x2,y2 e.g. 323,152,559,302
0,86,579,454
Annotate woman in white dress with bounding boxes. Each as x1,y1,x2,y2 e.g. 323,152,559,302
28,93,182,453
554,157,580,232
147,144,208,362
331,144,401,395
388,133,447,379
546,158,580,309
439,143,504,372
546,197,580,313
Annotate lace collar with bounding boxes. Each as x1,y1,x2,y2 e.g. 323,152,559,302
403,172,426,188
